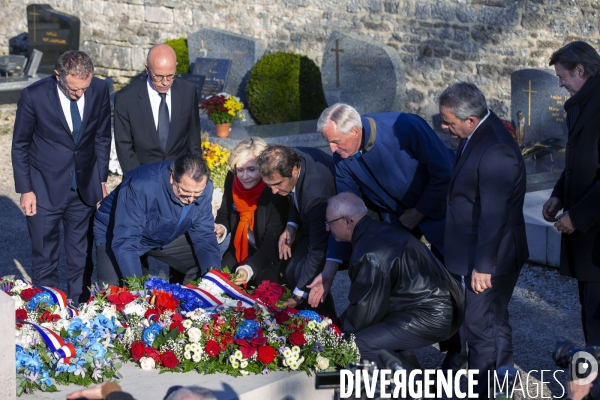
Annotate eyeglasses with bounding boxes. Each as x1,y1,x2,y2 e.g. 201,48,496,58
173,181,203,201
149,73,176,83
325,216,345,228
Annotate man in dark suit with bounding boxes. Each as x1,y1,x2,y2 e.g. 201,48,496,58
543,42,600,351
257,145,341,316
114,43,201,176
12,50,111,304
439,82,529,396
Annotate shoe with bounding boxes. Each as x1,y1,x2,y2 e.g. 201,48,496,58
438,351,468,372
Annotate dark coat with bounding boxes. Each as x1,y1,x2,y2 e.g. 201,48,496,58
113,77,201,176
12,76,111,209
334,113,455,254
343,217,465,342
552,75,600,282
215,171,288,283
444,111,529,276
94,162,221,278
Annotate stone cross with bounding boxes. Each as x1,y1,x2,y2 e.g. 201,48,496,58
330,39,344,88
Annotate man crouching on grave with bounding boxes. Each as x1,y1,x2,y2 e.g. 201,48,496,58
327,192,465,367
94,154,221,286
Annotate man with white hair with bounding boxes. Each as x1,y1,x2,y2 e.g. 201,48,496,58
326,192,464,368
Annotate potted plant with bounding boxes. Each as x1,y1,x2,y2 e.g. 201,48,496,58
200,93,244,138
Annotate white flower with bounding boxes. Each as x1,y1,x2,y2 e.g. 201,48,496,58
185,344,192,352
187,327,202,343
183,319,193,329
139,357,156,370
190,343,200,352
192,353,201,362
184,352,192,360
229,355,237,364
240,370,250,376
240,360,248,369
123,302,145,317
316,355,330,371
292,346,300,354
231,360,239,369
12,295,23,310
101,305,118,320
307,321,317,330
234,350,243,360
283,348,293,359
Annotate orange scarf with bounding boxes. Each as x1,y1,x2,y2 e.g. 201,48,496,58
232,176,266,263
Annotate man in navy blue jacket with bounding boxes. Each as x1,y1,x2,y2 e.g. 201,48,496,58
94,154,221,285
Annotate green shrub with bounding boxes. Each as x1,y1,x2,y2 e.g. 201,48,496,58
165,38,189,75
246,52,328,124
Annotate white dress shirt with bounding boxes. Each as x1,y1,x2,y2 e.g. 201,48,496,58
146,78,172,128
57,83,85,133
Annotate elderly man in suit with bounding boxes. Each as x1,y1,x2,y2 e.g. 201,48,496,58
257,145,344,316
439,82,528,396
114,43,201,176
12,50,111,304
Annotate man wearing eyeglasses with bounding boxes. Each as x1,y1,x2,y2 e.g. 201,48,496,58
113,43,201,176
93,154,221,285
12,50,111,305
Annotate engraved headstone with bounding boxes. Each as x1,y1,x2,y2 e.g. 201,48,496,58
321,31,406,115
179,73,206,100
191,58,230,100
27,4,80,74
187,28,264,103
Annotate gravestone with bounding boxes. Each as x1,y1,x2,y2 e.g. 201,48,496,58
179,73,206,100
27,4,80,74
511,69,570,191
187,28,264,103
190,58,230,100
25,49,43,77
321,31,406,115
0,55,27,77
0,50,43,105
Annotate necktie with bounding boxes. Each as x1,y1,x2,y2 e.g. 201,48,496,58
70,100,82,190
157,93,170,151
455,138,467,164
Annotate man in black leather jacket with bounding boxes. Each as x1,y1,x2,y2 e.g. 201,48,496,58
326,192,465,366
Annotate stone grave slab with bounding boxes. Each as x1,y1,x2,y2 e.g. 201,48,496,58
187,29,264,103
179,73,206,100
27,4,80,74
0,55,28,77
0,291,15,400
25,49,43,77
190,58,230,100
321,31,406,114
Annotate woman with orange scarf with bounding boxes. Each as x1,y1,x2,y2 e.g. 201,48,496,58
214,137,288,285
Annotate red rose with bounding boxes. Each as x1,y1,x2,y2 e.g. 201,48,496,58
144,308,159,321
39,310,60,323
106,291,138,311
205,340,220,358
131,340,146,361
153,290,179,314
257,345,277,364
289,331,306,346
243,307,256,320
239,345,256,359
15,309,28,321
328,324,342,337
286,307,300,315
275,311,290,324
145,347,161,362
20,288,42,301
160,350,179,369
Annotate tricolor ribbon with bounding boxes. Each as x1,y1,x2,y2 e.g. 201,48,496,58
35,286,78,317
17,320,76,363
182,285,223,308
199,270,267,308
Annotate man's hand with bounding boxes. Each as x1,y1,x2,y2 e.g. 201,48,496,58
399,208,424,231
20,192,37,216
281,297,299,309
278,225,297,260
234,269,249,285
101,183,108,199
542,197,563,222
306,261,339,307
567,371,597,400
554,211,575,234
66,382,122,399
471,269,492,294
214,223,226,240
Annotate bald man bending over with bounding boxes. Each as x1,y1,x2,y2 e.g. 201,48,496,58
114,43,201,176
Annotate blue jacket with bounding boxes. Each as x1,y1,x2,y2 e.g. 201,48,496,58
334,112,454,254
94,162,221,278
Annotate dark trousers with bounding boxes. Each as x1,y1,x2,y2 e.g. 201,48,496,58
464,269,520,396
578,281,600,347
354,319,437,369
96,233,199,286
27,189,95,304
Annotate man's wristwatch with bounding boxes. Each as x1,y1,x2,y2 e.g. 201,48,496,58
291,294,305,305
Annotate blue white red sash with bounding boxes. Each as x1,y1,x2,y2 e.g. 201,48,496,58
36,286,79,317
199,270,266,308
18,321,76,363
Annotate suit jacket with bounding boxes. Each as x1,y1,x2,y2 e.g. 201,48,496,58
287,148,339,290
12,75,111,209
551,75,600,282
444,111,529,276
215,171,288,282
114,77,201,175
334,112,454,255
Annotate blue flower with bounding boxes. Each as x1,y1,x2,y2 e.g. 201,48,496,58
298,310,322,322
67,317,85,336
312,342,324,353
90,315,115,332
28,292,55,309
234,320,261,340
89,342,107,359
142,323,163,346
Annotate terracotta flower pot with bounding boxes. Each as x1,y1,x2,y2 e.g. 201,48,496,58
215,123,231,138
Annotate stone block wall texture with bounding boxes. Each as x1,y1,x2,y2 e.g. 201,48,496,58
2,0,599,125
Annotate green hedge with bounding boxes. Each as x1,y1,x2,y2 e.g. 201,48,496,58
246,52,327,124
165,38,189,75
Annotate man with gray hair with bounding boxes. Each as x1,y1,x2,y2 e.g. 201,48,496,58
439,82,528,396
326,192,464,368
12,50,111,304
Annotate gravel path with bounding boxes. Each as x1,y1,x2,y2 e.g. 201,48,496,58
0,105,587,399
